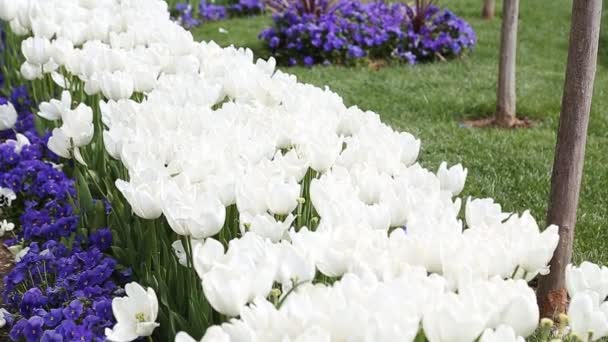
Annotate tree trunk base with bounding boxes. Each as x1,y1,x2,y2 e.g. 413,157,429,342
537,287,569,320
482,10,494,20
463,115,534,128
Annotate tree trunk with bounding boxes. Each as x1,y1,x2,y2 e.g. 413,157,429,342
494,0,519,127
536,0,602,319
482,0,495,20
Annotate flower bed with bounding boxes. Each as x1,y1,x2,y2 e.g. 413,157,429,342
259,0,476,66
0,85,129,340
172,0,264,28
0,0,606,341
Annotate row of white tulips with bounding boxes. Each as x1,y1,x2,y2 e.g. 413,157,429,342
0,0,607,341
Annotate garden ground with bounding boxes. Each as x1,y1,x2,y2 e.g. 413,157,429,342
192,0,608,263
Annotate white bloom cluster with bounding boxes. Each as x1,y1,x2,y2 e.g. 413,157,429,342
176,272,537,342
0,0,571,341
566,262,608,341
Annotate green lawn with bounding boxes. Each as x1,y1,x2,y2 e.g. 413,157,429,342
192,1,608,264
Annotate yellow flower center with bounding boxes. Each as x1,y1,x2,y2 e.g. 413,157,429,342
135,312,146,323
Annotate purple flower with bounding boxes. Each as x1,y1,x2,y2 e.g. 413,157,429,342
62,300,84,321
269,36,280,49
303,56,315,66
90,228,112,251
23,316,44,341
41,330,63,342
20,288,47,316
347,44,365,58
93,299,113,320
44,308,63,328
9,318,27,341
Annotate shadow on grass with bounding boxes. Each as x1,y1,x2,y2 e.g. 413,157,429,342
458,102,549,128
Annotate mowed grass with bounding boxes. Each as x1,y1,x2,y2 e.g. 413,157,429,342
192,1,608,264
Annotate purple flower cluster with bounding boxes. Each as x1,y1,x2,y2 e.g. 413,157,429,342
0,90,76,244
259,1,477,66
172,0,264,28
0,87,127,341
199,2,228,22
174,3,202,29
4,237,129,341
226,0,265,15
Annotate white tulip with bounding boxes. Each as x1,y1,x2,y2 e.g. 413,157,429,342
236,170,268,215
115,171,164,220
517,224,559,278
31,17,59,39
302,133,342,173
19,62,42,80
21,37,52,65
175,331,199,342
0,0,18,21
480,325,525,342
188,193,226,239
0,102,17,130
61,103,94,147
101,72,134,101
276,242,316,290
496,281,539,337
398,132,421,166
274,149,309,182
265,178,300,215
15,0,33,29
437,162,467,197
240,212,294,242
193,238,225,278
163,186,226,238
38,91,72,121
465,197,510,229
59,21,87,46
567,262,608,303
105,282,159,341
132,66,159,93
47,127,72,159
568,291,608,342
202,266,251,317
50,38,74,66
423,292,487,342
200,327,230,342
9,18,29,36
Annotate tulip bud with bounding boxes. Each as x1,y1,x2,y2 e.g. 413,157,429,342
540,318,554,329
558,313,569,330
437,162,467,196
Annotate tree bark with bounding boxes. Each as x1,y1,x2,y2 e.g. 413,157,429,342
536,0,602,319
482,0,495,20
494,0,519,127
